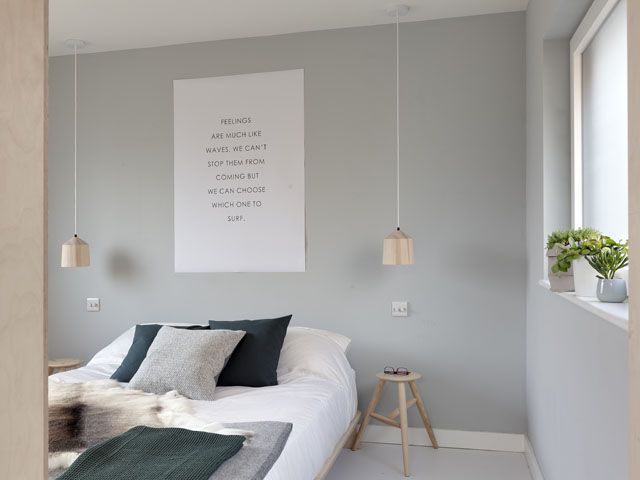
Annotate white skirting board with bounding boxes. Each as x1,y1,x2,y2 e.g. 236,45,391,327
361,425,545,479
524,437,545,480
361,424,525,452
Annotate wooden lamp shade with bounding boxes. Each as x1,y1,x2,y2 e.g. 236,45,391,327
383,228,414,265
61,235,90,267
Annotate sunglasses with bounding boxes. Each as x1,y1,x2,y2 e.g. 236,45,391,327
384,366,410,376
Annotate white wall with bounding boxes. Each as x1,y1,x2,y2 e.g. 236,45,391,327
526,1,629,478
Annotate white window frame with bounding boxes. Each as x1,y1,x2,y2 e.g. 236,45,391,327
569,0,622,228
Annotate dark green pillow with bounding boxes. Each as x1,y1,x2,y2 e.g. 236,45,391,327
209,315,292,387
111,324,209,382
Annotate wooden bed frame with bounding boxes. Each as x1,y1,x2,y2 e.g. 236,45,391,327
314,411,361,480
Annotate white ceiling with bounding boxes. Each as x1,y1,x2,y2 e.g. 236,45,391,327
49,0,529,56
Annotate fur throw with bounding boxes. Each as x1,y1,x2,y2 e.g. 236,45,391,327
49,380,251,472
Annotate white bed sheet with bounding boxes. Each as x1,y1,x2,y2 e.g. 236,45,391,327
50,326,357,480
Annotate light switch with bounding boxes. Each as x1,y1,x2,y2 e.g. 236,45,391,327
392,301,408,317
87,298,100,312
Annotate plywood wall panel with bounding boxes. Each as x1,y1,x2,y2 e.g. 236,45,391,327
629,0,640,478
0,0,48,478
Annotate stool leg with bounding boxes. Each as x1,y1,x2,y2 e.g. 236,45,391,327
409,380,438,449
352,380,385,451
398,382,410,477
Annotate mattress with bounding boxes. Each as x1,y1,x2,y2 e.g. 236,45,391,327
50,326,358,480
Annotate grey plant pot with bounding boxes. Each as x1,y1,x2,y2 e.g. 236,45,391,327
596,278,628,303
547,247,574,292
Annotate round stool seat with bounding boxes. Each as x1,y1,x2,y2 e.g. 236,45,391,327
48,358,82,375
376,371,421,382
49,358,81,370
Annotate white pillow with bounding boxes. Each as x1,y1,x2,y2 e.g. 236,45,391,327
87,326,136,367
287,326,351,353
277,327,355,394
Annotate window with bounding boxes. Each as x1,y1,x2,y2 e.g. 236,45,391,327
571,0,628,241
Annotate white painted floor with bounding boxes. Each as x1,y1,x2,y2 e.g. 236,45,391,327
326,443,533,480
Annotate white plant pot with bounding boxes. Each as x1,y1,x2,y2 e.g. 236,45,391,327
572,257,599,297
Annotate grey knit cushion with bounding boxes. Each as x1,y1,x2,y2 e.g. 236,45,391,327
129,327,245,400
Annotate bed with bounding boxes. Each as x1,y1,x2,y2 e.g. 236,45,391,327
49,324,359,480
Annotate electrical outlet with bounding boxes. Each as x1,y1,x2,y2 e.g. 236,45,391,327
87,298,100,312
392,301,408,317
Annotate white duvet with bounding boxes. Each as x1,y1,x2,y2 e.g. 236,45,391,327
50,325,358,480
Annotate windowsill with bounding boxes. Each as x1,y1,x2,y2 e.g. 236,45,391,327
538,279,629,331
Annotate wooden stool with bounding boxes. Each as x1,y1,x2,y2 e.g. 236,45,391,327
352,372,438,477
48,358,82,375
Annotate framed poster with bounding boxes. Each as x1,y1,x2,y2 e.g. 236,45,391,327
174,69,305,272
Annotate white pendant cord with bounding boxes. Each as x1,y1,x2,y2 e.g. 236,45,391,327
73,43,78,236
395,8,401,230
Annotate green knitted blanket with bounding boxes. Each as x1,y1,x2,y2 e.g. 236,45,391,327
57,426,244,480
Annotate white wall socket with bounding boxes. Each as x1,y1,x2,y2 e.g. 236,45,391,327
87,298,100,312
392,301,408,317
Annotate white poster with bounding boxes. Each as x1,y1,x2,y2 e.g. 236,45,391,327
174,69,305,272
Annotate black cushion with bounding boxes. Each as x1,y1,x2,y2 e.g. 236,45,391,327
209,315,292,387
111,324,209,382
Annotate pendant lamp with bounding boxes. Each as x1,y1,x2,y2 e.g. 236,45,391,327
383,5,414,265
61,39,90,268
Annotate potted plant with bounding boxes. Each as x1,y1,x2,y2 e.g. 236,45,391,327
547,228,600,293
551,230,602,297
586,240,629,303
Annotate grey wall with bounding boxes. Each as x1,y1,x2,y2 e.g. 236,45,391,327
526,1,628,478
542,38,572,252
48,13,526,432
